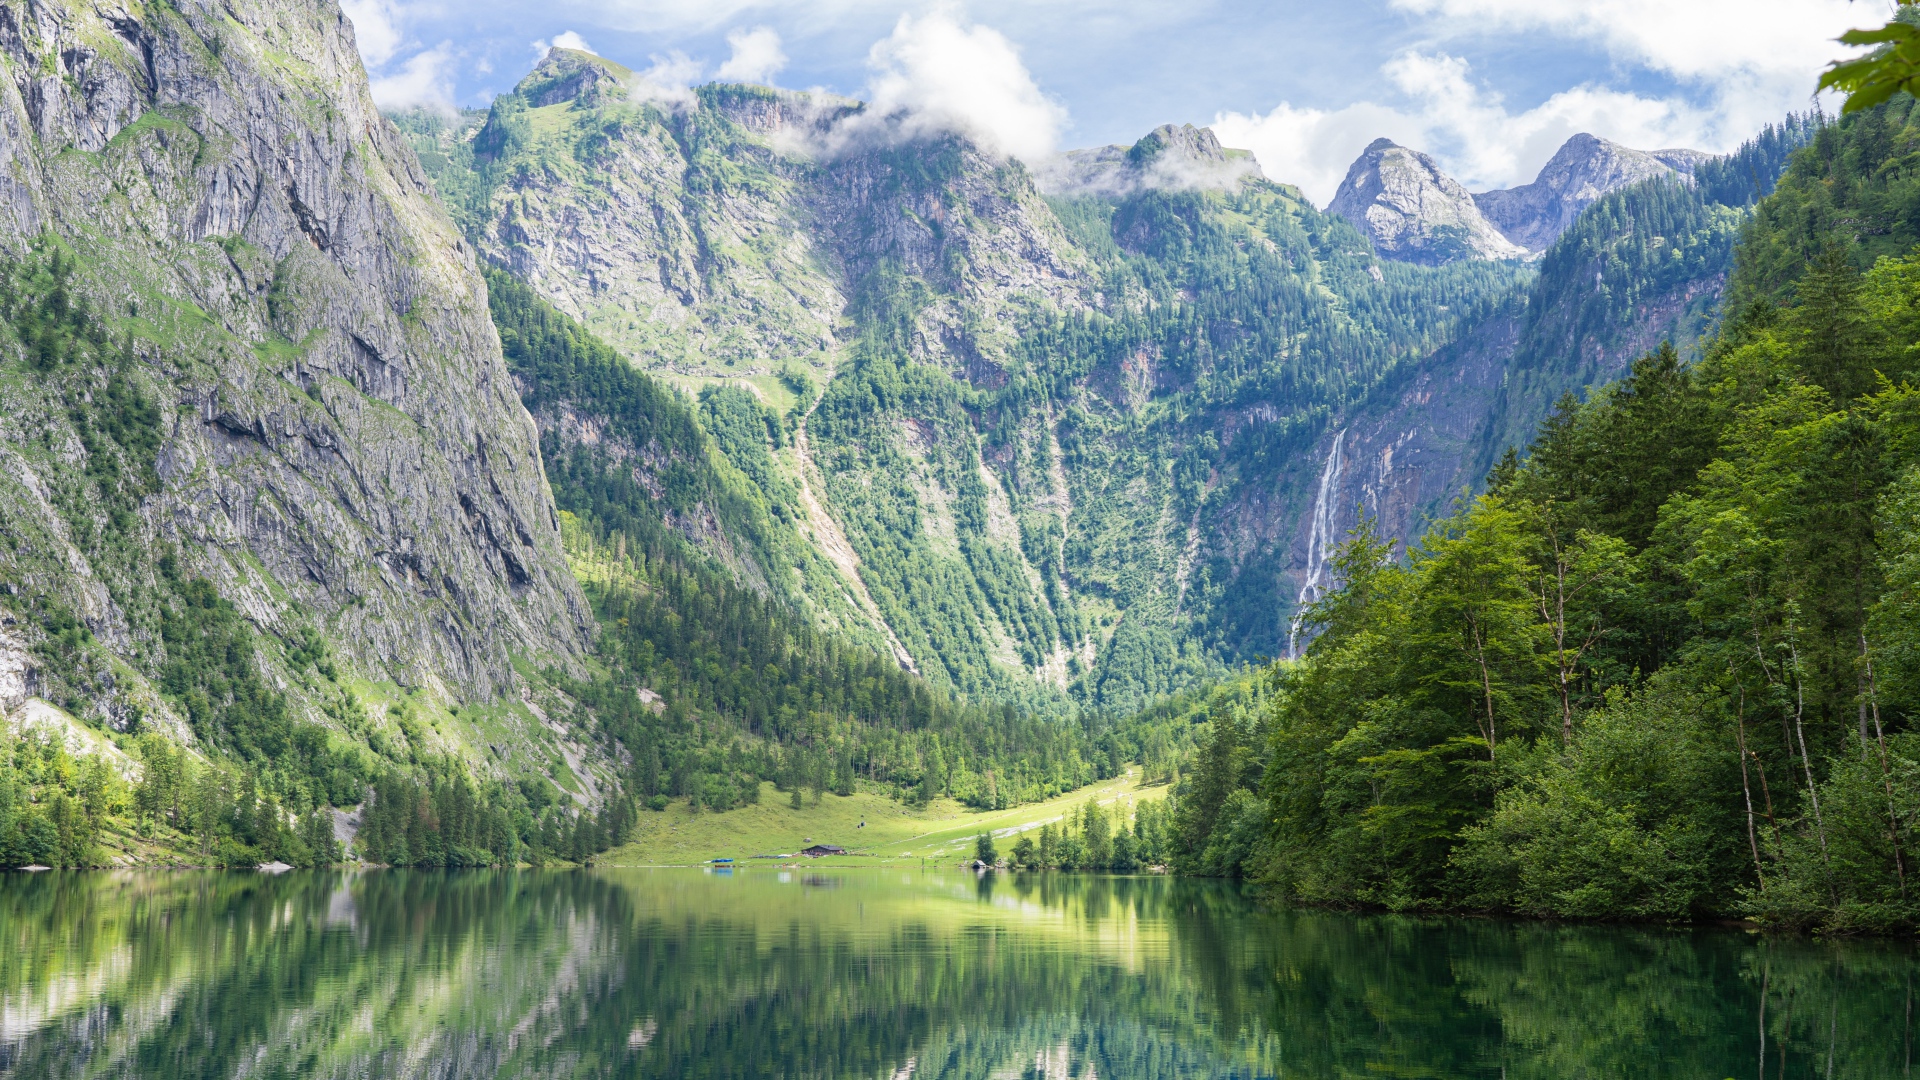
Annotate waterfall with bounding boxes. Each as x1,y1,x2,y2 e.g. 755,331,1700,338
1289,429,1346,659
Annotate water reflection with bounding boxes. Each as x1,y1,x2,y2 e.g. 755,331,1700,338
0,868,1912,1078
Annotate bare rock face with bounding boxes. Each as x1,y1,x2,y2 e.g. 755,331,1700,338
472,51,1089,385
476,70,852,379
0,0,591,715
1474,133,1706,252
1327,139,1527,265
1035,123,1263,197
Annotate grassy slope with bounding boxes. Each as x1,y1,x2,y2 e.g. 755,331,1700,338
600,768,1168,867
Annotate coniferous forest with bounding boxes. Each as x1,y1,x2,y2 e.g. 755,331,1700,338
1167,100,1920,934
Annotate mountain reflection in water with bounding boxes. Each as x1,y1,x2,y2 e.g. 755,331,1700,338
0,868,1912,1078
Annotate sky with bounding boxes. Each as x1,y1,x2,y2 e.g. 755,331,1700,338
341,0,1882,205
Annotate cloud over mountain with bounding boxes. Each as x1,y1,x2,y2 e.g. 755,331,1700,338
835,13,1066,163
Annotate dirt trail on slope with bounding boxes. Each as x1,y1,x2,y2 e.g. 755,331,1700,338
791,390,920,673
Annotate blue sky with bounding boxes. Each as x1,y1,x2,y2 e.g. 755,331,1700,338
343,0,1874,204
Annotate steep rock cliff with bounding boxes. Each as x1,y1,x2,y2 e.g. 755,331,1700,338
1275,170,1751,609
417,76,1544,706
413,60,1795,712
0,1,589,753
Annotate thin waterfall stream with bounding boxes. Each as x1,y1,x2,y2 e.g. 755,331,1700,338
1289,429,1346,659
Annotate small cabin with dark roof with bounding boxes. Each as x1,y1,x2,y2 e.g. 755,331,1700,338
799,844,846,858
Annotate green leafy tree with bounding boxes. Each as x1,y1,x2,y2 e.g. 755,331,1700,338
974,832,998,866
1819,2,1920,113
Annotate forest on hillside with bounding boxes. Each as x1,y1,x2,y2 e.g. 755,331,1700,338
492,271,1200,811
387,95,1538,712
1169,100,1920,934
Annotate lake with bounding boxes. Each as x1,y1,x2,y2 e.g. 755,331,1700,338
0,868,1911,1077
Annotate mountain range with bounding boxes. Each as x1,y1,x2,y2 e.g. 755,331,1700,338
397,47,1809,706
0,1,1814,832
1329,132,1715,265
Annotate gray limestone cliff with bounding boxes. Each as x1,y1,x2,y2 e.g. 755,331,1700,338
0,1,591,748
1326,138,1527,265
438,53,1101,692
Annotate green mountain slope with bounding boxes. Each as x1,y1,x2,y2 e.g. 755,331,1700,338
1178,99,1920,932
487,269,1158,809
1281,117,1816,625
393,58,1531,712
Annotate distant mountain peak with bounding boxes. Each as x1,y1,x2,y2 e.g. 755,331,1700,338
1326,139,1527,266
1473,133,1706,252
1329,132,1712,264
517,47,634,108
1036,123,1263,197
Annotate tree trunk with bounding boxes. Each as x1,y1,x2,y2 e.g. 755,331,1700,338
1735,685,1766,889
1470,616,1497,761
1787,641,1834,891
1862,632,1907,897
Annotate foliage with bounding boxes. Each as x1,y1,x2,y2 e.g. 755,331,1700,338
351,766,606,867
0,728,124,867
488,262,1192,817
1018,796,1174,872
1819,3,1920,114
1247,102,1920,930
121,731,340,868
975,831,997,865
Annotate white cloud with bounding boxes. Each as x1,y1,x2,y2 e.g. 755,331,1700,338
715,26,787,85
367,42,460,114
340,0,405,68
1390,0,1862,84
531,30,595,61
1218,40,1830,207
1214,0,1873,206
830,13,1066,162
634,51,704,106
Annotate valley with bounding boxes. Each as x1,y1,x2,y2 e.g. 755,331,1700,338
7,0,1920,1073
0,0,1880,931
600,766,1165,866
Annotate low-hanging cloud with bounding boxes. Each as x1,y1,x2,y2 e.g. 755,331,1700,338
366,41,460,114
525,30,700,109
633,51,704,107
715,26,787,85
340,0,404,69
826,13,1066,163
531,30,596,59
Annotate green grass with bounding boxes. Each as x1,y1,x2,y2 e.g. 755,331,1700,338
600,767,1168,867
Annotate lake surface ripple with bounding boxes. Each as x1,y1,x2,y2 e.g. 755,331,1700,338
0,868,1912,1077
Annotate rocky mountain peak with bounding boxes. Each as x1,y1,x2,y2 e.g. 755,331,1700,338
518,48,633,109
1036,123,1262,197
1326,139,1527,265
1473,133,1708,252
